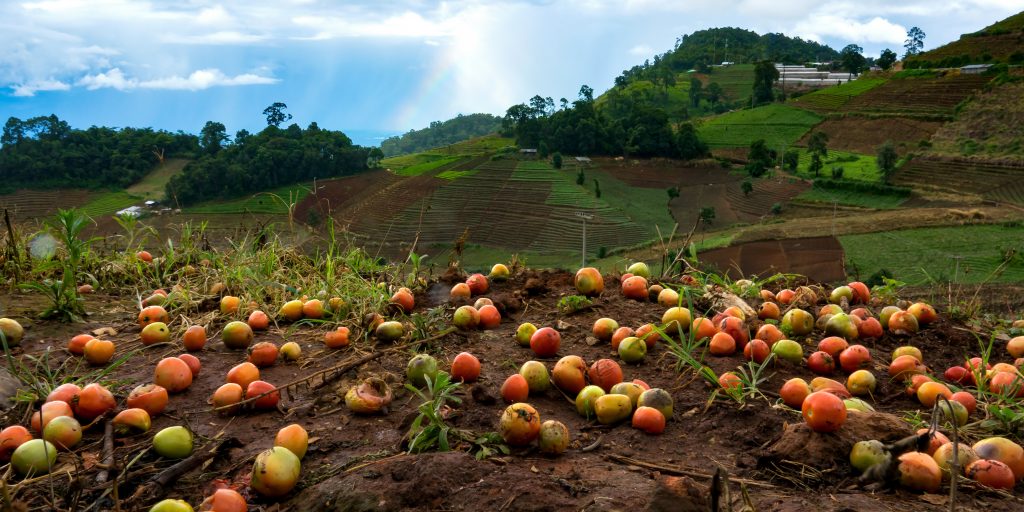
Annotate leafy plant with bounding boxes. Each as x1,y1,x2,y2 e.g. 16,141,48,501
19,266,86,322
557,295,593,315
405,371,464,453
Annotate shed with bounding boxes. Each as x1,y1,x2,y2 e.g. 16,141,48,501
961,64,992,74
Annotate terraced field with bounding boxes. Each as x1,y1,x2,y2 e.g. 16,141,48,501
0,189,94,220
797,117,942,155
894,156,1024,205
843,75,992,116
79,191,141,218
184,184,312,215
791,78,887,113
790,149,881,182
697,104,822,148
724,177,810,217
381,135,514,173
707,64,755,100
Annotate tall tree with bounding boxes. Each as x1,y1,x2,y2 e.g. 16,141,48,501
262,102,293,128
752,61,780,105
840,44,866,75
675,122,708,160
689,77,703,107
877,49,898,70
745,139,774,177
904,27,926,58
877,141,898,182
807,131,829,158
199,121,228,155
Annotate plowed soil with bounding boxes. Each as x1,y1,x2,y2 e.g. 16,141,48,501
2,271,1023,511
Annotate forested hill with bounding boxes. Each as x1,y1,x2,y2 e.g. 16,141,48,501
380,113,503,157
613,27,839,87
0,115,198,192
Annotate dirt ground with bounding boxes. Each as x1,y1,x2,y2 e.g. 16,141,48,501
2,270,1023,511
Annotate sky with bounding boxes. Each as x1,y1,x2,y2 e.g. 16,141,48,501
2,0,1022,146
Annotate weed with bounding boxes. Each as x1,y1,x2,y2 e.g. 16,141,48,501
557,295,593,315
405,371,464,453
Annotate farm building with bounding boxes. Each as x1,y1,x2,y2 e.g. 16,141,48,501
115,206,144,218
960,64,993,74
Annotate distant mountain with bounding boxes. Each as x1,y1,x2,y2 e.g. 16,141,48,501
905,11,1024,68
380,113,503,157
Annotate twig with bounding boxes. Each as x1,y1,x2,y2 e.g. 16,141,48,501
606,454,776,489
124,437,240,506
96,420,114,484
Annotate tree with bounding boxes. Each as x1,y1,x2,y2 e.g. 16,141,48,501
689,77,703,107
234,129,251,145
904,27,926,58
877,141,898,181
752,61,780,105
675,122,708,160
783,149,799,170
578,85,594,103
667,186,680,199
809,153,823,177
741,180,753,196
552,152,563,169
877,49,898,70
705,82,723,104
593,179,601,198
699,206,716,226
840,44,866,75
807,131,829,158
367,147,384,168
199,121,228,155
262,102,293,128
576,169,585,185
745,139,774,177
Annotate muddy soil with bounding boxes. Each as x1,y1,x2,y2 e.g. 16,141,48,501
1,270,1022,511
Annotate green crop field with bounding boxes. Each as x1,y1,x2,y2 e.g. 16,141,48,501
707,64,754,100
698,104,822,149
80,191,141,218
841,224,1024,285
791,78,887,112
391,156,464,177
184,184,311,215
382,134,514,172
126,159,190,200
796,187,906,209
791,149,881,182
436,169,478,180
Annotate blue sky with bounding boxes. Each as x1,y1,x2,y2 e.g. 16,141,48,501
2,1,1022,146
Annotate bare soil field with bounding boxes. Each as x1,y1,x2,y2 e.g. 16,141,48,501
797,117,943,155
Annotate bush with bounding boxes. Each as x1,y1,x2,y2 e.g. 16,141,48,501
551,152,563,169
812,179,910,196
770,203,783,215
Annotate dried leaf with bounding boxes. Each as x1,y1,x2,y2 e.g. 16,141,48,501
80,452,100,470
919,494,948,506
92,327,117,337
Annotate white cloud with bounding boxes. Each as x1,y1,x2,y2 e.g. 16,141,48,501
629,44,654,56
291,11,450,39
793,15,906,44
161,31,269,45
77,68,278,91
11,79,71,97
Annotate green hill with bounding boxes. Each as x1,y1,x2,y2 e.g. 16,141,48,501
380,113,503,157
905,11,1024,67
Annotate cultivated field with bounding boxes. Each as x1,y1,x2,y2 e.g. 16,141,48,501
842,74,992,117
894,156,1024,206
790,78,887,112
697,104,822,148
796,117,943,155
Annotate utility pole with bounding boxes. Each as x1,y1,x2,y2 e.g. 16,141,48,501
575,212,594,267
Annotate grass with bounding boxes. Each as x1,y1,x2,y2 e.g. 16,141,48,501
697,104,822,149
125,158,189,200
392,156,464,177
791,149,881,182
707,64,755,100
184,183,311,215
796,187,907,209
841,224,1024,285
79,191,141,218
791,78,887,111
436,169,478,180
382,134,514,172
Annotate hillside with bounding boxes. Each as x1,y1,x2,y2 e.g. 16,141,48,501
905,10,1024,67
927,81,1024,162
380,113,503,157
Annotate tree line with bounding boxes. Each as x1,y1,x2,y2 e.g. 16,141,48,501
166,104,372,206
0,115,198,192
380,113,503,157
502,85,708,159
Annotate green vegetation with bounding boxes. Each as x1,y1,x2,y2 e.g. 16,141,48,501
184,184,311,215
79,191,142,218
792,149,880,181
842,224,1024,285
125,159,190,200
392,156,464,177
167,118,368,206
0,115,198,192
698,104,822,148
929,82,1024,159
791,78,886,111
707,65,755,102
796,187,906,209
382,135,513,172
436,169,478,180
381,113,503,157
905,11,1024,67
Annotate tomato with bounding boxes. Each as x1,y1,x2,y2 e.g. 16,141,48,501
780,378,810,409
631,406,666,434
499,403,541,446
529,327,561,358
450,352,481,382
501,374,530,403
801,391,847,433
807,351,836,375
